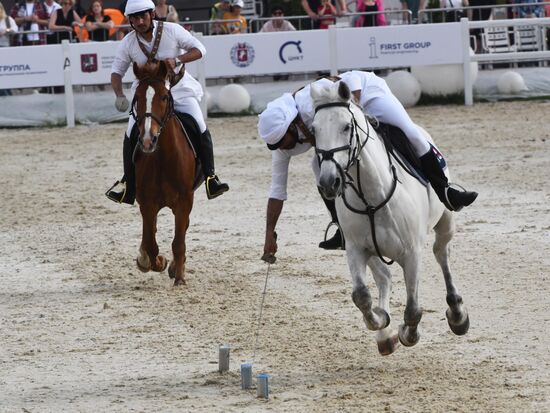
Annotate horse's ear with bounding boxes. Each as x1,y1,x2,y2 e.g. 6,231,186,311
310,82,322,103
133,62,140,77
338,81,351,102
158,60,168,80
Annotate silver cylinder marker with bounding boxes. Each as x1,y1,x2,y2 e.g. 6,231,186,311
256,374,269,399
218,345,230,373
241,363,252,389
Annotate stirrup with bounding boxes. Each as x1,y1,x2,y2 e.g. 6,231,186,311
205,175,229,200
319,221,345,250
105,180,129,204
443,183,475,212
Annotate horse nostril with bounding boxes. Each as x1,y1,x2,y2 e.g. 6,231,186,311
334,177,341,191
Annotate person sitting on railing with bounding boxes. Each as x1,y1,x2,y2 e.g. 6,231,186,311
400,0,426,23
514,0,544,18
10,0,49,45
210,0,230,34
355,0,386,27
48,0,81,43
301,0,347,30
259,5,296,32
85,0,114,41
223,0,247,34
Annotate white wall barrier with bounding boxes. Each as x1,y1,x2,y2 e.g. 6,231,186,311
1,20,549,125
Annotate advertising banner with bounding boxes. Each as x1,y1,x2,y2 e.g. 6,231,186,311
0,44,64,88
336,23,463,70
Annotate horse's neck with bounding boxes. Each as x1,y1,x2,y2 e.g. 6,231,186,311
352,127,394,202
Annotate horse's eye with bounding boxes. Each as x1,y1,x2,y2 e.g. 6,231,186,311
161,95,169,101
343,123,351,133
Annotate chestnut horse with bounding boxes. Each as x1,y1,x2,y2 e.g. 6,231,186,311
131,60,196,286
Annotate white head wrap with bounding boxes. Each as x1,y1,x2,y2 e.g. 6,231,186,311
233,0,244,7
257,93,298,147
125,0,155,16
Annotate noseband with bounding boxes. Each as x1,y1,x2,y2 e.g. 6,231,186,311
130,77,175,150
314,100,398,265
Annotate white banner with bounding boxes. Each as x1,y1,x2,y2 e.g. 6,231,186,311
335,23,463,70
0,44,64,88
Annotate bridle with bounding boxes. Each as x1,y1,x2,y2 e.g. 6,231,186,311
130,76,175,151
314,101,399,265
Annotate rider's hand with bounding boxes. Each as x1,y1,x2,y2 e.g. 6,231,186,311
261,231,278,264
115,95,129,112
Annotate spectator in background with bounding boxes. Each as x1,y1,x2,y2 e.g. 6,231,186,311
182,16,193,29
260,5,296,32
0,1,18,47
86,0,113,41
318,0,337,28
43,0,61,44
48,0,81,43
400,0,426,23
223,0,247,34
301,0,347,29
154,0,177,21
514,0,544,18
355,0,386,27
440,0,469,22
11,0,49,45
210,0,230,34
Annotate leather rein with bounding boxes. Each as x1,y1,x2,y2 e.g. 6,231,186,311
314,101,399,265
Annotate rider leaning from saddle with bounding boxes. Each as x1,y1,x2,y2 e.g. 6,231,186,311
106,0,229,204
258,70,478,261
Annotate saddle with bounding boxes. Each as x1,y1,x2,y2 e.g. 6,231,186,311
174,112,204,191
374,123,429,186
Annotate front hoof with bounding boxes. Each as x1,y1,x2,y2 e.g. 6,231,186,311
377,334,399,356
365,307,390,331
446,309,470,336
173,278,186,287
136,257,151,273
168,261,176,279
152,255,168,272
398,324,420,347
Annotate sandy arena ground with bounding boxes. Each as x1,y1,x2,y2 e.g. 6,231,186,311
1,100,549,412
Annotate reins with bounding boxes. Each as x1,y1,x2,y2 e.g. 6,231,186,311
314,101,398,265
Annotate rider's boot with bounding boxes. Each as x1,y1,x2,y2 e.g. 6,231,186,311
105,134,136,205
318,190,345,250
419,147,478,212
198,129,229,200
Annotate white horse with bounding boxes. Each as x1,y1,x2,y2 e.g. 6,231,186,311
310,81,469,355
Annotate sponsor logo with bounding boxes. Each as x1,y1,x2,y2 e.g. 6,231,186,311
81,53,98,73
230,42,255,68
0,64,31,73
279,40,304,64
368,37,432,58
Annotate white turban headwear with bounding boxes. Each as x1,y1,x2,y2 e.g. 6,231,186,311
257,93,298,149
125,0,155,16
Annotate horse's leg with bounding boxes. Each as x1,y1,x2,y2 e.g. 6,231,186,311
348,247,390,332
434,210,469,335
138,205,168,273
367,257,399,355
168,201,191,286
398,253,423,347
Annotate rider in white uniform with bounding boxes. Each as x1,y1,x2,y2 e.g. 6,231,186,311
106,0,229,204
258,71,477,261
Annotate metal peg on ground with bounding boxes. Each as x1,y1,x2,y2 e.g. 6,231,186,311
218,344,230,373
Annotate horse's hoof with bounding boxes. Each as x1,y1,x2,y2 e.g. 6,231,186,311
158,256,168,272
173,278,186,287
365,307,390,331
446,309,470,336
168,262,176,279
136,257,151,273
398,324,420,347
377,334,399,356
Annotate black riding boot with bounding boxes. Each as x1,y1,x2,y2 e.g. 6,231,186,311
419,148,478,212
197,129,229,200
105,134,136,205
318,189,345,250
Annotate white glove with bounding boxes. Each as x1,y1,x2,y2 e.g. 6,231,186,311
115,95,129,112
